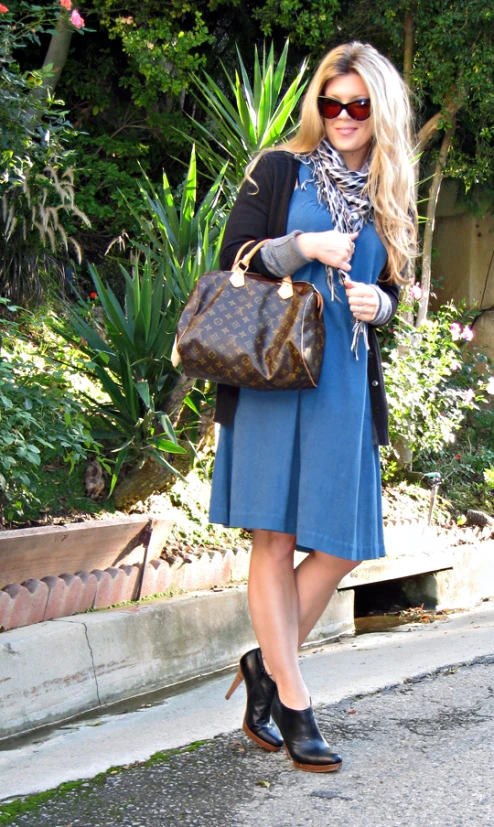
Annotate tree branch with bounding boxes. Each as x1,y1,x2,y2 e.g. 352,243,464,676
416,97,460,154
40,14,74,96
404,12,414,90
416,117,456,327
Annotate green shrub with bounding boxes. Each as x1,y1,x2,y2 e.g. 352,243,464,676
190,40,308,186
54,257,188,493
382,301,491,475
0,301,103,523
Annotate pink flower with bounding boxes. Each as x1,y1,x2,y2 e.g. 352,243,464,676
463,388,475,404
0,4,9,12
70,9,84,28
486,377,494,395
410,283,422,300
450,323,462,341
461,326,474,342
60,0,72,8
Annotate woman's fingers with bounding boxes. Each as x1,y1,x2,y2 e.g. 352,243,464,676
345,282,379,321
298,230,359,269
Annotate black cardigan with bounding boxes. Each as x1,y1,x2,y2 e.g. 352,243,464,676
214,151,399,446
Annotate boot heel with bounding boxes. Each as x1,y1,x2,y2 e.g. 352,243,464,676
225,667,243,700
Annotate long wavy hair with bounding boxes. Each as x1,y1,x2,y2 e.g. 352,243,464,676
247,42,418,283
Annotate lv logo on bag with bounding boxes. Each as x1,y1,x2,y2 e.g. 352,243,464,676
172,239,325,391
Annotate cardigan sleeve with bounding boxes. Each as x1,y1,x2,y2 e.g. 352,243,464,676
368,271,400,327
220,152,295,278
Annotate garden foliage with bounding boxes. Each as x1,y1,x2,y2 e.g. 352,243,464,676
191,41,308,185
53,147,229,494
0,1,88,302
55,259,188,494
0,300,102,522
381,298,493,485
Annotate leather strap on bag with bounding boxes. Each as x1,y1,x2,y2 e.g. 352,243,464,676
230,239,293,298
232,239,271,271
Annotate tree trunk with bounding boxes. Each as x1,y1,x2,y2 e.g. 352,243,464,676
113,459,173,510
415,120,456,328
113,448,191,510
404,12,414,90
112,374,198,509
164,373,195,425
39,15,74,96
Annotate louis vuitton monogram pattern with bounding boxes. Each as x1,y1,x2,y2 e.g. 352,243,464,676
176,270,325,390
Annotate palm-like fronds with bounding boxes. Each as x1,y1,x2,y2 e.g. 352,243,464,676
126,146,228,303
191,41,308,185
54,256,187,493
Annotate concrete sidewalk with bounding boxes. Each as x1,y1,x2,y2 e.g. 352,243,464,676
1,601,493,809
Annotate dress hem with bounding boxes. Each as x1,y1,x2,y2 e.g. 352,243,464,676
209,510,386,562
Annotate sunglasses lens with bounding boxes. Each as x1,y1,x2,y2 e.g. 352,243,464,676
318,98,342,119
318,97,371,120
347,100,371,120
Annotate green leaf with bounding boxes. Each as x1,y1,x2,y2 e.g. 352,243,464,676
135,380,152,410
109,446,130,495
183,395,200,415
148,448,185,480
149,437,187,454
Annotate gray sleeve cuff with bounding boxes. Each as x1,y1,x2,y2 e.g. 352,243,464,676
369,284,394,326
260,230,312,278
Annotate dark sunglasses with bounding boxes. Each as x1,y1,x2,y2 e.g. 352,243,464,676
317,96,371,121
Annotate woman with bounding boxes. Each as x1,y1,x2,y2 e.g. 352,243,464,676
210,41,417,772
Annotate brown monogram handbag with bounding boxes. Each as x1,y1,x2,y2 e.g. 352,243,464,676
171,240,325,390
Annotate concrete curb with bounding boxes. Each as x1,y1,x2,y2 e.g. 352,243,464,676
1,586,354,740
2,527,494,741
1,520,490,632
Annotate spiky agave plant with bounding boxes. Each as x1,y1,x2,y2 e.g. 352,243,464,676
190,40,308,186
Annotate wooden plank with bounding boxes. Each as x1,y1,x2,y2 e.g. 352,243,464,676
0,517,174,588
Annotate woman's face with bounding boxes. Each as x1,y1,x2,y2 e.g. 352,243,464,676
321,72,374,170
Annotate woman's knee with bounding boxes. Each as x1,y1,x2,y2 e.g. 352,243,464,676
312,550,361,578
252,529,296,562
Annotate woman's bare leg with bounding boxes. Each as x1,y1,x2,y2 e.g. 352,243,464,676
295,551,360,645
248,529,310,710
252,544,360,698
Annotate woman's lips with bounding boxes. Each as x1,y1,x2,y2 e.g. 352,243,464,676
336,128,357,136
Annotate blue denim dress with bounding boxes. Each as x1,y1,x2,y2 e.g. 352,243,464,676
209,162,388,561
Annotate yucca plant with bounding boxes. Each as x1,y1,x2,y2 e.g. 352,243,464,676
54,256,187,496
191,41,308,185
54,154,229,506
128,146,229,301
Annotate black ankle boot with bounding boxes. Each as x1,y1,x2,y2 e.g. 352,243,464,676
271,691,342,772
225,648,283,751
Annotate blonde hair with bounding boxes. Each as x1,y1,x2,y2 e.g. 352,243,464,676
247,42,418,284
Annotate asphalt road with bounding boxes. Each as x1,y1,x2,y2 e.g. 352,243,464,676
4,656,494,827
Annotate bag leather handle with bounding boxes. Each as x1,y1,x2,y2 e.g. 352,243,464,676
230,238,293,298
232,239,270,270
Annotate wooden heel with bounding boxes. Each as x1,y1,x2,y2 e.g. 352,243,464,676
225,667,243,700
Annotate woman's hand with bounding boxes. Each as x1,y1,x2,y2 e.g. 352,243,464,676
297,230,359,273
344,278,379,322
